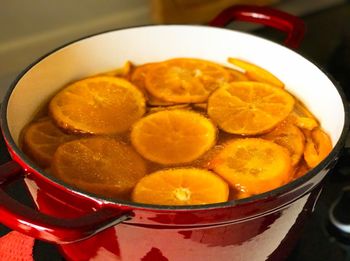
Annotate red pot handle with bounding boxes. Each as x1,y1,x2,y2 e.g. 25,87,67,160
0,160,132,244
209,4,306,49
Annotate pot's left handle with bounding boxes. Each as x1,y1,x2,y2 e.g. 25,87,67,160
0,160,132,244
209,4,306,49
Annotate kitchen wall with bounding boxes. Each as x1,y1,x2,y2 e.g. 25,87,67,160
0,0,151,99
0,0,345,100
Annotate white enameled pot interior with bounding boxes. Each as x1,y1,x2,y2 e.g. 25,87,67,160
6,25,345,147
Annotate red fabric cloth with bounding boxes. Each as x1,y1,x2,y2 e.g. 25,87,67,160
0,231,34,261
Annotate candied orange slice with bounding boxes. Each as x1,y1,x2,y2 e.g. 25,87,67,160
294,100,316,118
131,62,175,106
22,117,76,168
148,104,190,113
303,128,332,168
131,109,217,165
288,113,318,130
288,100,319,130
262,121,305,166
228,58,284,88
96,61,133,78
207,82,295,135
226,68,248,82
293,160,310,179
49,76,146,134
230,188,252,200
147,97,176,106
192,103,207,111
131,62,157,94
144,58,230,103
51,137,147,199
210,138,292,195
132,168,229,205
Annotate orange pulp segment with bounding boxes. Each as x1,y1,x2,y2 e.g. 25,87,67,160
207,81,295,135
131,109,217,164
262,121,305,166
22,117,76,168
51,137,147,199
131,62,174,106
228,58,284,88
210,138,292,195
144,58,230,103
49,76,146,134
132,168,229,205
303,128,332,168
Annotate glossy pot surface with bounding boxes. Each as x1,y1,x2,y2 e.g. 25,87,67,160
0,5,348,261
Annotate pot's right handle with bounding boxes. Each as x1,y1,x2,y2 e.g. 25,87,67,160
0,160,132,244
209,4,306,49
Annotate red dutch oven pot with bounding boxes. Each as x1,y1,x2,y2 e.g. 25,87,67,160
0,5,349,261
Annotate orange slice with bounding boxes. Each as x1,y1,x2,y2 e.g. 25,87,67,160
207,81,295,135
131,62,175,106
22,117,76,168
226,68,248,82
144,58,230,103
131,109,217,165
49,76,146,134
147,97,176,106
303,128,332,168
230,188,253,200
294,99,317,119
132,168,229,205
287,113,318,131
210,138,292,195
96,61,133,78
192,103,207,111
51,137,147,199
131,62,158,93
228,58,284,88
148,104,190,113
261,121,305,166
288,100,319,130
293,160,310,179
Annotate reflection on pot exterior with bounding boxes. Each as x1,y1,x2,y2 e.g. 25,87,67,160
60,194,316,261
24,174,323,261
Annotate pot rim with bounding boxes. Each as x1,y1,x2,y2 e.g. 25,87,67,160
1,24,349,211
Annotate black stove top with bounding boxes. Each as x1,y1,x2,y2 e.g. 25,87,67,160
1,3,350,261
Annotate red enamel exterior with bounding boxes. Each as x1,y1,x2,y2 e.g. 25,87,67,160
0,5,348,261
1,148,332,260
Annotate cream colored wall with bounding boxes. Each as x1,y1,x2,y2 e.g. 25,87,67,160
0,0,151,99
0,0,344,100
